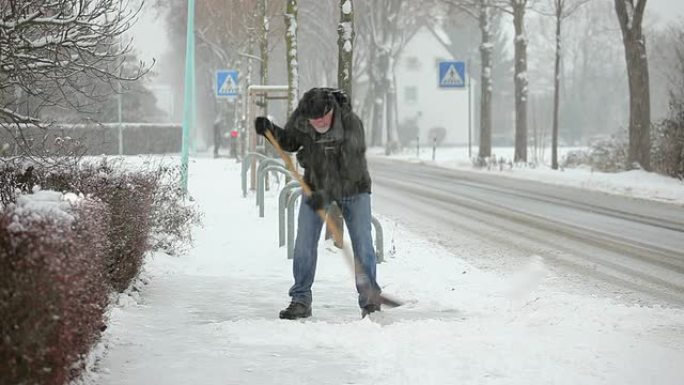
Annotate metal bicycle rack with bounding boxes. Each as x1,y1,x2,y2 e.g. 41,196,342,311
257,163,290,217
241,152,269,197
286,188,303,260
278,181,301,247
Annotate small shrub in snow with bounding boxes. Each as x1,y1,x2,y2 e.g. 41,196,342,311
560,149,590,169
90,171,155,292
472,155,512,171
147,165,202,256
587,134,629,172
0,193,109,385
651,101,684,179
561,133,628,172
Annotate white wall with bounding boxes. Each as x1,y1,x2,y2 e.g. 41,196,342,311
395,27,473,146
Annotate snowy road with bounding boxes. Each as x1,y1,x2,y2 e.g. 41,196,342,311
369,157,684,307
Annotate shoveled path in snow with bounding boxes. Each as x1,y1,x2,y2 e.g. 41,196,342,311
91,157,684,385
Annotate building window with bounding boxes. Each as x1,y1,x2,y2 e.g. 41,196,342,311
404,86,418,103
405,56,421,71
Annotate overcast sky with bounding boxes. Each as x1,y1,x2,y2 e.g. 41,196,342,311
648,0,684,24
129,1,168,65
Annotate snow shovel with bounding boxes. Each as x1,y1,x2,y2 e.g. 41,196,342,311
264,130,403,309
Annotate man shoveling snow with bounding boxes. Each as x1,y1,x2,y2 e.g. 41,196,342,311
254,87,384,320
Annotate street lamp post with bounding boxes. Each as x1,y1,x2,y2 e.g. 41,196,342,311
181,0,196,193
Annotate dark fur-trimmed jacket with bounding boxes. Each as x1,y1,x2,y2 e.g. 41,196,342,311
269,93,371,201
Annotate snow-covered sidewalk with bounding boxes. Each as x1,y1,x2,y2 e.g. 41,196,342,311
88,157,684,385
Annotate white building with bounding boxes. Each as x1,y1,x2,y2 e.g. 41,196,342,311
395,27,474,146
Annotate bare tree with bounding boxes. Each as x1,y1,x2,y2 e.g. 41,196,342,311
496,0,532,162
557,0,626,143
438,0,497,159
0,0,149,159
195,0,254,130
158,0,284,145
614,0,650,170
355,1,431,151
478,0,495,159
536,0,592,169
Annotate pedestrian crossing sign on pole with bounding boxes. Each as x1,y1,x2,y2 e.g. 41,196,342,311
438,61,466,88
216,70,239,98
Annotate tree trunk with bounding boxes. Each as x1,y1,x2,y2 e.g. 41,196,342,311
338,0,355,99
285,0,299,114
513,0,528,163
386,76,398,155
282,3,301,180
378,50,392,152
243,36,255,159
259,0,269,96
614,0,651,170
478,0,493,159
552,4,562,170
371,49,387,147
328,0,356,248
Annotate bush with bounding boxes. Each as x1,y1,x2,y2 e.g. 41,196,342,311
147,165,202,256
427,126,447,146
1,158,200,290
651,101,684,179
560,149,591,169
83,170,155,292
561,133,628,172
0,158,200,385
1,159,154,292
587,134,629,172
0,193,109,385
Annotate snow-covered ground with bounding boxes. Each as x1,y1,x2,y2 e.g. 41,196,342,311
370,146,684,205
79,153,684,385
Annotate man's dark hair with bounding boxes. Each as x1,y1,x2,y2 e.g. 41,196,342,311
299,88,336,119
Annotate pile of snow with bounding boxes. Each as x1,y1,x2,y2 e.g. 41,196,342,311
6,189,81,231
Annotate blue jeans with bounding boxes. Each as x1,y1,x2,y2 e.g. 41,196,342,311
289,192,381,308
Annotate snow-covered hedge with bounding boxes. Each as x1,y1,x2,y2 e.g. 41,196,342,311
0,159,200,385
0,192,109,385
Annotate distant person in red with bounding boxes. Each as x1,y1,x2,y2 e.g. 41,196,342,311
229,129,238,158
254,87,381,319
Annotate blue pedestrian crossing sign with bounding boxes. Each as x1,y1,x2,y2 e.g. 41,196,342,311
438,61,466,88
216,70,239,98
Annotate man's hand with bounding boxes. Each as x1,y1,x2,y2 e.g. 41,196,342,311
306,191,328,211
254,116,273,136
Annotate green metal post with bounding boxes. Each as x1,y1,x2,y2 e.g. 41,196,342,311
181,0,196,193
190,50,197,154
117,91,123,155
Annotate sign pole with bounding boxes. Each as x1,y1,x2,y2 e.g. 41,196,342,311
438,60,467,152
181,0,196,194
